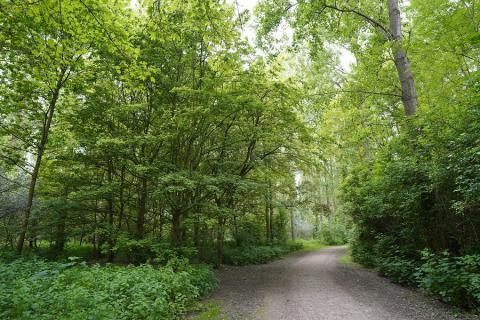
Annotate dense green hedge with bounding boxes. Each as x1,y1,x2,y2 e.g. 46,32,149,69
416,251,480,309
352,239,480,311
0,257,216,319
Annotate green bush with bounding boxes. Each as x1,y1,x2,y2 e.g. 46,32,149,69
0,257,216,319
350,235,377,267
284,241,304,252
376,256,418,286
415,250,480,310
113,235,200,265
113,235,156,264
350,243,480,310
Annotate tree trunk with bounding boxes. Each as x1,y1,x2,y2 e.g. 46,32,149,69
171,208,182,247
328,213,333,241
290,208,295,240
118,165,125,229
314,211,320,237
158,207,164,239
388,0,418,116
79,223,85,246
93,202,99,259
216,216,226,266
324,1,418,116
232,213,240,247
265,197,271,242
107,161,115,263
16,132,46,253
136,177,147,240
54,211,66,254
193,216,200,247
16,70,66,253
269,199,274,242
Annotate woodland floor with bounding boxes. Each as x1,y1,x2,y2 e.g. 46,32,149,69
207,246,478,320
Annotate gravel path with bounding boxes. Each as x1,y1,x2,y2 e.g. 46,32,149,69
207,246,477,320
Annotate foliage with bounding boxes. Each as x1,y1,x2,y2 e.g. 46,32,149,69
0,0,321,267
255,0,480,310
222,242,303,266
416,251,480,310
0,257,216,320
376,256,419,286
112,235,157,264
3,0,479,314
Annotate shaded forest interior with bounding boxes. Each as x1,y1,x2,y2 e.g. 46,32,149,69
1,0,480,317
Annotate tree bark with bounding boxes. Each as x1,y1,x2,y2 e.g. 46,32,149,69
216,216,226,265
324,0,418,116
290,208,295,241
54,210,66,254
265,197,271,242
117,165,125,229
171,208,182,247
16,70,66,253
388,0,418,116
136,177,147,240
269,198,274,242
107,160,115,263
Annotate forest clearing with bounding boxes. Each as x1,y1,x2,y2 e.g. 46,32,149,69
1,0,479,319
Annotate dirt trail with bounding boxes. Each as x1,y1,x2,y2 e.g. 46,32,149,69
208,246,476,320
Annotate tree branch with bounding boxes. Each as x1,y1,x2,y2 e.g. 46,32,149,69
323,3,392,40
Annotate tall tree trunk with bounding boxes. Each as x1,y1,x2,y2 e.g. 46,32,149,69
118,165,125,229
158,207,164,239
290,208,295,240
324,1,418,116
54,210,67,254
171,208,182,247
107,161,115,263
193,216,200,247
16,70,66,253
232,213,240,247
16,128,47,253
269,199,274,242
136,177,147,240
93,201,99,259
324,174,334,242
265,197,271,242
388,0,418,116
216,216,226,266
79,223,85,246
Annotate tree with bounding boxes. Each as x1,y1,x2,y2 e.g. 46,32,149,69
257,0,418,116
0,0,132,253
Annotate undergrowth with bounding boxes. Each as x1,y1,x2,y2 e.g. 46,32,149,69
0,257,216,320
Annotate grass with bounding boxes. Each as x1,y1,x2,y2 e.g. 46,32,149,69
190,303,226,320
295,239,328,252
338,247,362,268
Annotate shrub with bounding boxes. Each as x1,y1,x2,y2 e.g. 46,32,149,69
350,238,377,267
113,235,156,264
415,250,480,310
376,256,418,286
0,257,216,319
284,241,304,252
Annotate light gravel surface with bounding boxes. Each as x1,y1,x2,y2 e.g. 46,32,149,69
207,246,479,320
